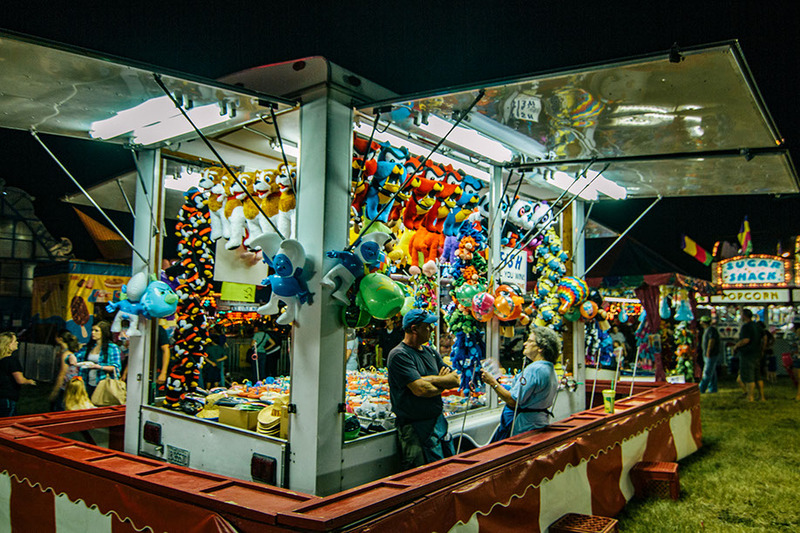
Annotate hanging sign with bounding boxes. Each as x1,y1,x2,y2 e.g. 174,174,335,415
717,255,791,288
220,282,256,302
701,289,790,304
507,94,542,122
499,246,527,290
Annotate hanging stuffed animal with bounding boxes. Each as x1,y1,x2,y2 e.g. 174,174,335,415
321,232,391,304
351,135,380,219
659,286,672,319
362,143,408,223
276,163,297,239
237,171,263,248
255,169,281,235
198,167,228,241
222,171,247,250
106,272,178,337
251,233,313,325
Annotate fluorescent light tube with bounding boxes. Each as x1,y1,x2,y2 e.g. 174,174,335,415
165,168,203,192
548,171,597,201
353,122,491,181
279,143,300,159
585,170,627,200
90,96,178,140
132,104,228,146
465,112,548,159
421,115,514,163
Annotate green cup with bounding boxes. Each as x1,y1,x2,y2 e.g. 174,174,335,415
602,389,616,414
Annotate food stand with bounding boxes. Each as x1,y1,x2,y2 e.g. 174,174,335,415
699,254,798,371
1,31,798,531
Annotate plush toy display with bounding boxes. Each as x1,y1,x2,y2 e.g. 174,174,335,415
198,167,228,241
106,273,179,337
165,188,216,411
251,233,313,326
276,163,297,239
321,232,391,304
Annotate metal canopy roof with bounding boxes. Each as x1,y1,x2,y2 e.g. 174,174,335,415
0,31,296,148
360,42,798,200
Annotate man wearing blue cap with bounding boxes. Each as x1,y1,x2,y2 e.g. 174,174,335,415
387,309,460,469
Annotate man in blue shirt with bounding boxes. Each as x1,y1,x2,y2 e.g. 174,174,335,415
387,309,460,469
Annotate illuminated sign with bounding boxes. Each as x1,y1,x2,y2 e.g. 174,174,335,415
704,289,790,304
717,255,791,288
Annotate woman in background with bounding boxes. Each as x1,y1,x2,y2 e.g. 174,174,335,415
0,332,36,417
49,329,81,411
76,321,121,397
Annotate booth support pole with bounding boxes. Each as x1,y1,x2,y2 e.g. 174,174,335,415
487,166,503,383
125,149,163,454
571,200,587,412
289,89,351,496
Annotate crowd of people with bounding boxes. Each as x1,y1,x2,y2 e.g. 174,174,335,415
699,309,800,402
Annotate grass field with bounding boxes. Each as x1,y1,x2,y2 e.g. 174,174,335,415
617,376,800,532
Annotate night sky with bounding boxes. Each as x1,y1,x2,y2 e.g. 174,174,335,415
1,1,799,278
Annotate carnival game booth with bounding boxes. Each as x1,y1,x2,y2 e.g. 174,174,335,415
587,272,717,387
0,31,798,530
31,260,131,344
699,254,798,372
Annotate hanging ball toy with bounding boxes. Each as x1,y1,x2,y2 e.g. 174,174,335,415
471,292,495,322
580,299,599,320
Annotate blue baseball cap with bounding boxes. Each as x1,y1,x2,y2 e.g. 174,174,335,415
403,309,438,330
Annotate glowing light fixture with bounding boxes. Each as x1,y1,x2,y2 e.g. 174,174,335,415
90,97,235,146
420,115,514,163
353,122,491,181
90,96,178,140
544,171,597,201
164,167,202,192
585,170,627,200
132,104,230,146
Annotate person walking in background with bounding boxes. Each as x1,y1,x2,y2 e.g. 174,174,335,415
0,332,36,417
610,325,628,358
782,322,799,394
202,340,227,389
50,329,81,410
733,309,762,402
377,317,403,368
346,329,360,371
758,322,776,383
75,321,121,397
698,316,722,393
251,324,277,382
